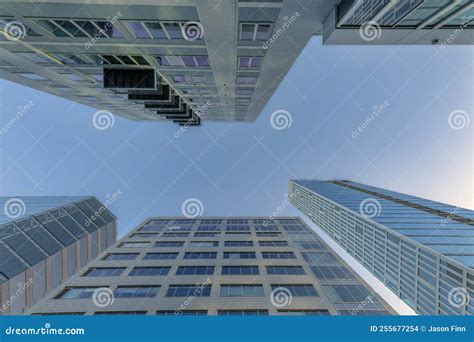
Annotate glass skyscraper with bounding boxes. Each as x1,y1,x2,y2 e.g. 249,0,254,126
289,180,473,315
27,217,394,316
0,196,116,314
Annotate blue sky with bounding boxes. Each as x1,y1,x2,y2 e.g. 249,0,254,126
0,37,472,314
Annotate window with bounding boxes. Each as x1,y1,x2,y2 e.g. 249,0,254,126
194,232,219,237
301,252,338,263
37,19,123,38
255,225,279,231
278,309,330,316
129,267,170,276
131,233,158,238
156,310,207,315
200,219,222,224
176,266,214,275
266,266,305,275
262,252,296,259
224,241,253,247
239,23,272,41
56,287,101,299
171,75,186,83
114,286,159,298
162,232,189,237
257,232,281,237
220,284,264,297
103,253,138,261
95,311,147,315
311,265,354,280
218,310,268,316
83,267,125,277
143,252,178,260
157,56,209,68
236,89,254,96
259,241,288,247
126,21,203,40
283,225,306,232
184,252,217,259
154,241,184,248
166,285,211,297
227,219,248,224
226,225,250,232
197,226,220,231
140,226,164,232
322,285,372,303
119,242,149,248
271,284,318,297
166,226,193,232
223,252,256,259
238,56,262,68
189,241,218,247
173,219,194,224
222,266,259,275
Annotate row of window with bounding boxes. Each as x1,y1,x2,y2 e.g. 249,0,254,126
84,265,307,277
57,284,319,299
134,231,283,238
139,224,305,233
34,309,331,316
124,240,289,247
104,250,296,260
145,219,301,225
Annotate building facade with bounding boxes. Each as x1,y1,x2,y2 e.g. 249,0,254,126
0,196,117,315
27,216,394,316
0,1,471,125
289,180,474,315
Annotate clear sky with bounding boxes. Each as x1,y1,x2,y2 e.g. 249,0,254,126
0,36,472,314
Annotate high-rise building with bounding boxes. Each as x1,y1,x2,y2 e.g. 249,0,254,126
0,196,117,315
27,216,394,316
0,1,471,126
289,180,474,315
